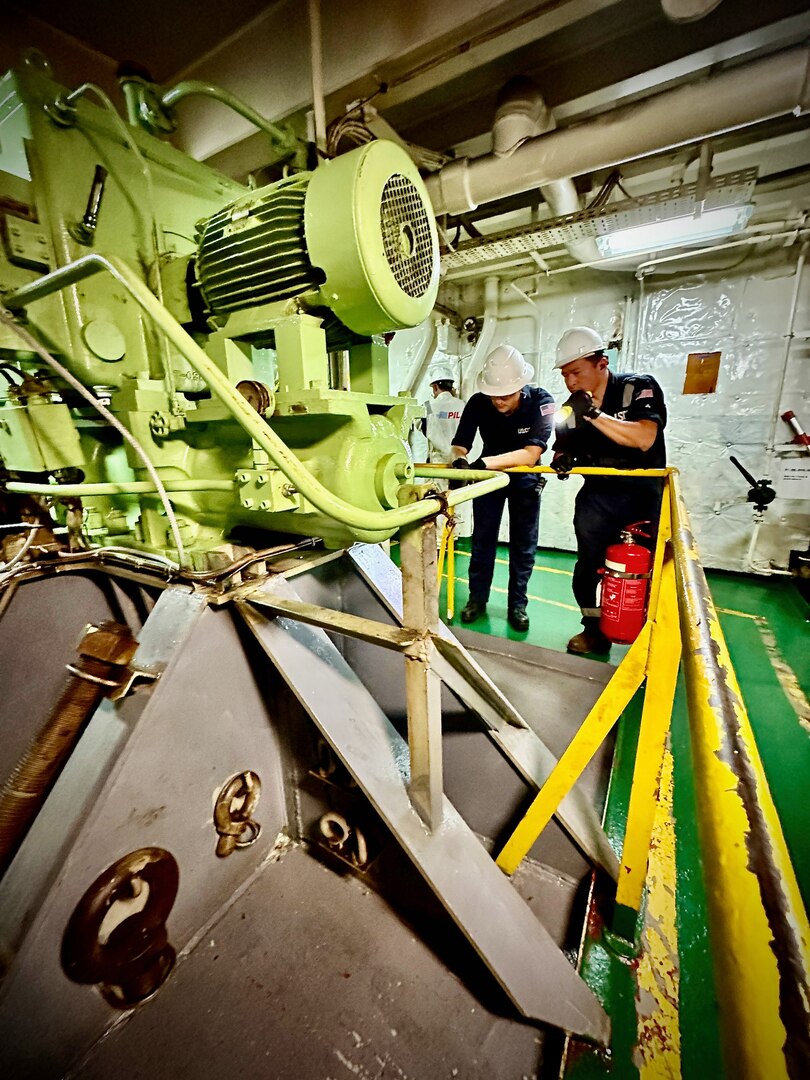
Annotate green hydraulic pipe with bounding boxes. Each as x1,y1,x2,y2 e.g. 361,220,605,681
160,82,295,148
7,480,234,497
3,255,508,531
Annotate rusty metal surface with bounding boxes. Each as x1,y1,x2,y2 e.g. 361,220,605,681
0,621,138,874
0,590,290,1079
0,573,155,785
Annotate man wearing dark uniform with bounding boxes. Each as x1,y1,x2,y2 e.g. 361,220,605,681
552,327,667,656
450,345,555,633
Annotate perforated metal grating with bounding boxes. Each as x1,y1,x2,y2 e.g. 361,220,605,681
379,174,434,298
441,168,758,271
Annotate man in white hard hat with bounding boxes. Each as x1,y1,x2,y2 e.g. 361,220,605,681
552,326,667,655
421,362,465,463
450,345,555,632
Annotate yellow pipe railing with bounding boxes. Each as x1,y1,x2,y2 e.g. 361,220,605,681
669,471,810,1080
487,467,808,1077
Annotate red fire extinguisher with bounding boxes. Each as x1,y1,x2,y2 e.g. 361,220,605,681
599,522,652,644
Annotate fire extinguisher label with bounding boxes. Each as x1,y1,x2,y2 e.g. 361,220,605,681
605,559,626,572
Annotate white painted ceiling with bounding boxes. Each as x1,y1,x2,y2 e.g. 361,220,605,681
3,0,809,276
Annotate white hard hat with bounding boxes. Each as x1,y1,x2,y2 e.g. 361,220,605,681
554,327,605,369
427,362,456,384
476,345,533,396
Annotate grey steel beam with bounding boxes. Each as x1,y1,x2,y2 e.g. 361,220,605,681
237,590,609,1042
246,592,421,651
348,543,619,879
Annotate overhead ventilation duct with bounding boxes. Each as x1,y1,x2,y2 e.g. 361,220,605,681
426,45,810,218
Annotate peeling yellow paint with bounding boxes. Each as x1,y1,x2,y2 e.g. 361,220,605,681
635,747,681,1078
671,474,810,1078
755,618,810,734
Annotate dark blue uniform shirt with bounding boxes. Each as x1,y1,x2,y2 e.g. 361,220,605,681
559,372,666,493
454,386,555,454
453,385,555,490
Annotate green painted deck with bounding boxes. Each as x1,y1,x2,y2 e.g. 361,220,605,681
435,539,809,1078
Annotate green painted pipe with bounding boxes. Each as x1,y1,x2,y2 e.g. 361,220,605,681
160,82,295,148
7,480,234,497
3,255,508,530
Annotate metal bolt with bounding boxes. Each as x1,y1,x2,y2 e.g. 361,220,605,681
256,474,268,484
259,500,271,511
236,472,250,483
241,497,254,509
282,484,297,498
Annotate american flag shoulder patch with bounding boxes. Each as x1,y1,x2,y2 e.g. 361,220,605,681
540,402,556,415
637,388,654,399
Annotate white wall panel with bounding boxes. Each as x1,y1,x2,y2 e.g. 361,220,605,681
436,253,809,574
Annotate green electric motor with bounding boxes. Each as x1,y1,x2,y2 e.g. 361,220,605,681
195,140,440,334
0,60,443,562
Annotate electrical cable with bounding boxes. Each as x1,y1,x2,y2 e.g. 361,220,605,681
0,362,24,384
585,170,620,210
0,527,37,572
615,178,641,204
0,308,187,564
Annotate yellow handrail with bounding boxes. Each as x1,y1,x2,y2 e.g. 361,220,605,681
669,471,810,1080
488,467,809,1077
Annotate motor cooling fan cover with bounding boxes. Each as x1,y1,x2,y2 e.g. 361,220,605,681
304,140,440,335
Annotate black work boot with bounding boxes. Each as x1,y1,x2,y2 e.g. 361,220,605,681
567,619,611,655
508,607,530,632
461,599,487,624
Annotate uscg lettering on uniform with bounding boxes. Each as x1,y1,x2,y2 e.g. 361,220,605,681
517,426,530,434
616,410,627,420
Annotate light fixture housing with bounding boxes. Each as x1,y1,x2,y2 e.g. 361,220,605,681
442,168,758,271
594,204,753,258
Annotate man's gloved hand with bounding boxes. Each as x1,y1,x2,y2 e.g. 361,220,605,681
557,390,600,429
451,456,487,471
551,450,577,479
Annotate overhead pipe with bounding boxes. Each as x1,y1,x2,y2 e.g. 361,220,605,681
507,282,541,371
426,45,810,217
402,317,439,397
769,241,807,452
462,275,499,400
307,0,327,154
492,78,601,265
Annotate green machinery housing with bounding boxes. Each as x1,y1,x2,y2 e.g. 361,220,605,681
0,55,440,558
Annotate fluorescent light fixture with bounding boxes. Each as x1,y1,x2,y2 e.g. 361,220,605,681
595,205,753,258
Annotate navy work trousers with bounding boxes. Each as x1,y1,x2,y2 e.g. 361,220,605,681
468,479,541,610
572,483,662,623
